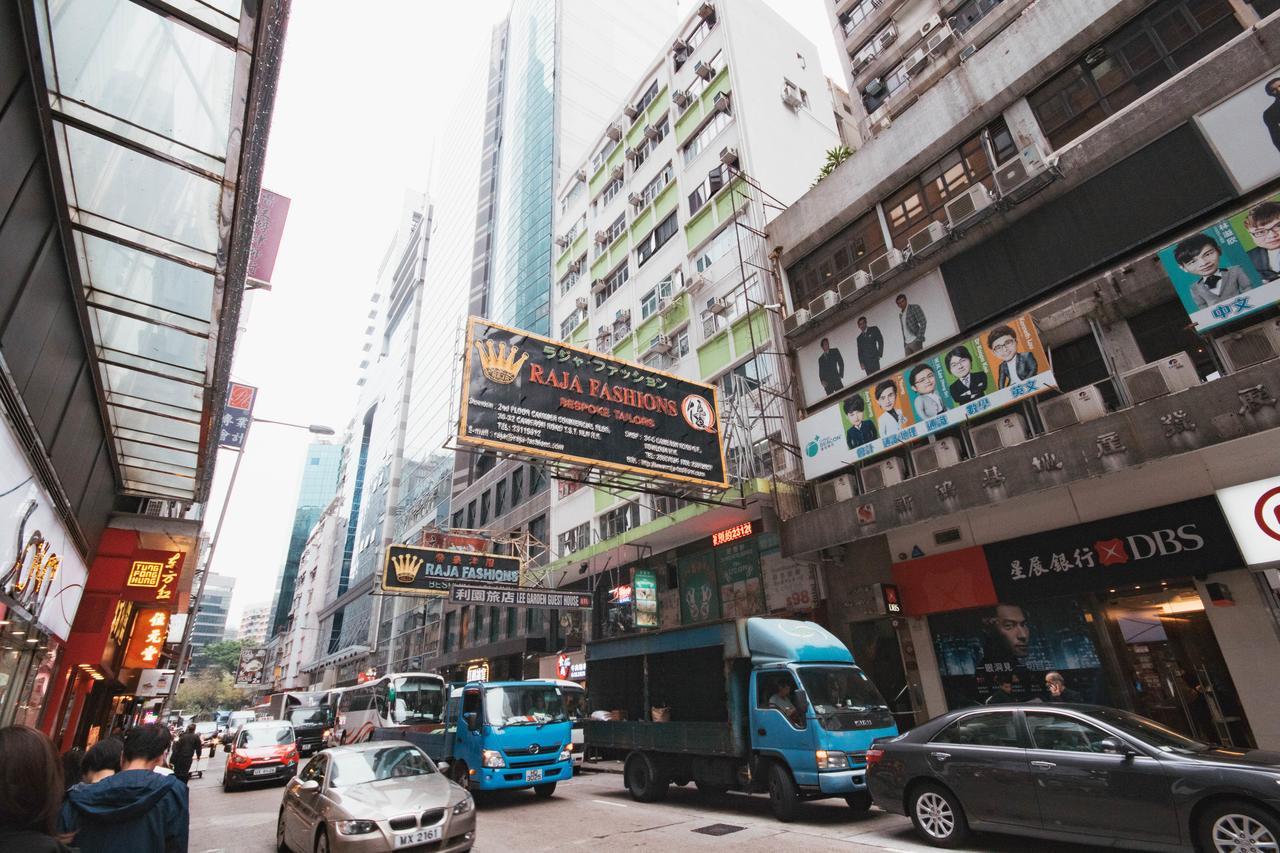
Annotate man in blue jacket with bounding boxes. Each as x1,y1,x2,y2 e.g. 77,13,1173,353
61,724,188,853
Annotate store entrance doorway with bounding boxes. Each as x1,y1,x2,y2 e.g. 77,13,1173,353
1099,584,1253,747
847,619,915,730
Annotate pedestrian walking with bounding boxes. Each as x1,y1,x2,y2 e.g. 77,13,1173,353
78,737,124,784
170,724,202,784
0,725,73,853
59,748,84,797
60,723,189,853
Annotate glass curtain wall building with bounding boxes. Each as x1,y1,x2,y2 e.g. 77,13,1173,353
270,442,342,636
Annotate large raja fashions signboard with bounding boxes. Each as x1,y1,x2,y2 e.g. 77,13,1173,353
798,312,1055,479
381,545,521,597
795,270,959,408
458,317,728,489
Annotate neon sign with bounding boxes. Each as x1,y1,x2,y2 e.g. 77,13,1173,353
712,521,753,547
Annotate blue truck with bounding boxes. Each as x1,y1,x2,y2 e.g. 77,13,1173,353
383,679,574,797
586,616,898,821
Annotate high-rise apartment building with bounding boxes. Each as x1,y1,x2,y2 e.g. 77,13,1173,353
190,573,236,653
238,603,272,646
270,442,342,636
282,497,344,690
772,0,1280,748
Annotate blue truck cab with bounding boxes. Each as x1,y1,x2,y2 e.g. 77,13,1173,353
412,679,574,797
586,617,898,821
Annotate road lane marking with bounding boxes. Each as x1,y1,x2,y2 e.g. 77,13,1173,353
591,798,630,807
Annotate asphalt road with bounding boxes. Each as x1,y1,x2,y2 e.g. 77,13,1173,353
188,762,1130,852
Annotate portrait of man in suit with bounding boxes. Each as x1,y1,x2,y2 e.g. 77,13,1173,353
946,346,988,404
855,316,884,374
1264,77,1280,155
843,393,877,449
1173,234,1253,309
896,293,927,355
874,380,908,436
816,337,845,395
908,364,946,420
988,325,1038,390
1244,201,1280,282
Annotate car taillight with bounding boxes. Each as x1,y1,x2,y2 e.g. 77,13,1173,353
864,747,885,766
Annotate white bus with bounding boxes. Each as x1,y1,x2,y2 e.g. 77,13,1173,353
328,672,447,744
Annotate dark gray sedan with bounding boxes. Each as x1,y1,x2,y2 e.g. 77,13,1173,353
866,704,1280,852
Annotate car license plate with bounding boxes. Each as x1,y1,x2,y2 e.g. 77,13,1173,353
525,768,543,782
395,826,442,848
252,767,276,776
300,744,312,753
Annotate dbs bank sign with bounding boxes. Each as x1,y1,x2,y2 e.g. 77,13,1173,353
1218,475,1280,567
986,497,1239,600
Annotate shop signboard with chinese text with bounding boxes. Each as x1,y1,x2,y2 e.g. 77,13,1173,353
121,550,185,606
123,609,170,669
458,317,728,488
219,382,257,449
798,312,1054,479
234,646,268,688
449,586,592,608
246,189,291,288
382,545,521,597
715,537,765,619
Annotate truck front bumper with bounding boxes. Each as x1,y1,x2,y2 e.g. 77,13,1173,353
476,760,571,791
815,767,868,795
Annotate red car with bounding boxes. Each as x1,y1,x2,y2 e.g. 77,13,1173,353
224,720,299,792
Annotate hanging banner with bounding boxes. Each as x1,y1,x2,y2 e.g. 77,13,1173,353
381,545,521,597
219,382,256,449
798,312,1054,478
633,568,659,628
1155,191,1280,332
677,550,720,625
234,646,268,688
123,609,170,670
246,189,291,289
715,537,765,619
457,317,728,489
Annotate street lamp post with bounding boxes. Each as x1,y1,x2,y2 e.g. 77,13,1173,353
161,416,334,712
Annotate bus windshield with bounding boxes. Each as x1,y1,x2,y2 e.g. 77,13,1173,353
484,685,568,726
392,676,444,724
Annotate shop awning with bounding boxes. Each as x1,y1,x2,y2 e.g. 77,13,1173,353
19,0,288,502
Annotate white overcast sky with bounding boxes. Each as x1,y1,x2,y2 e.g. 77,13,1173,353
206,0,843,631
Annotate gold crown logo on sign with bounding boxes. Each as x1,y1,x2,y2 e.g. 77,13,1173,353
476,340,528,385
391,552,424,584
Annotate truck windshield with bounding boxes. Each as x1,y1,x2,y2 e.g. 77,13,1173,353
797,666,892,732
287,707,327,727
392,676,444,724
484,685,569,726
561,687,586,722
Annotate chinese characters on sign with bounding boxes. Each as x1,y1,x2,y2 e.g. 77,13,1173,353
382,545,522,597
448,586,592,608
219,382,257,450
123,551,184,605
123,609,170,669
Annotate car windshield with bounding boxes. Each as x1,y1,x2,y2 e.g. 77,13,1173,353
797,666,892,732
484,685,569,726
238,725,293,748
288,707,327,726
329,746,436,788
1087,707,1211,754
392,676,444,724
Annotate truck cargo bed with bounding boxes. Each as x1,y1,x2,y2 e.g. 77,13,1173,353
585,719,738,757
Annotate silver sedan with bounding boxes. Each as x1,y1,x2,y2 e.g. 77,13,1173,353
276,741,475,853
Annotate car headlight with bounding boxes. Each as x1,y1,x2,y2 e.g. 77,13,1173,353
481,748,506,768
559,747,572,762
452,794,474,815
335,820,378,835
816,749,850,771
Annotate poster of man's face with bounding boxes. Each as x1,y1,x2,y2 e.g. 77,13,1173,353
1196,68,1280,193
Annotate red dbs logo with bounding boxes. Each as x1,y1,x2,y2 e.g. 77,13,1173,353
1094,539,1129,565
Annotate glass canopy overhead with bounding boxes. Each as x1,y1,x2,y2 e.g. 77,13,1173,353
26,0,266,501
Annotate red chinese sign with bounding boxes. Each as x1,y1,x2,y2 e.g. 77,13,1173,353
123,609,170,669
712,521,753,547
120,550,185,606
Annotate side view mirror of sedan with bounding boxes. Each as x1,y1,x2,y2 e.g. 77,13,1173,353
223,743,232,753
298,779,320,793
1097,737,1136,758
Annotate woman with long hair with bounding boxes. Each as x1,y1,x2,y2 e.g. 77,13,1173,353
0,726,72,852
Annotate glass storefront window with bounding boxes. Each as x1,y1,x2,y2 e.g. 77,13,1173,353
0,610,54,727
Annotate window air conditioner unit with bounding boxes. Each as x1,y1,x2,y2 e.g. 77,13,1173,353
877,24,898,50
555,235,569,248
851,54,873,76
616,309,631,323
863,77,886,99
575,168,587,182
808,289,839,318
646,334,673,354
606,123,623,142
910,436,962,474
713,91,732,112
706,296,729,314
696,1,715,20
919,14,943,37
569,259,582,274
861,457,903,491
625,146,640,161
781,84,804,109
645,124,661,141
816,473,856,507
611,164,625,180
575,296,589,311
694,61,715,81
628,192,643,206
591,279,607,294
782,307,811,335
1037,385,1106,433
719,146,739,167
594,230,608,245
656,297,670,313
1120,352,1201,404
905,48,929,75
689,273,709,290
994,145,1052,201
672,38,688,54
969,413,1029,455
926,23,955,54
623,104,640,120
907,220,949,258
944,184,995,229
1218,316,1280,371
838,269,872,300
672,89,691,108
867,248,903,280
959,44,978,62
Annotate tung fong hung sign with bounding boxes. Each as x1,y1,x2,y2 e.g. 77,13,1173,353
457,317,728,489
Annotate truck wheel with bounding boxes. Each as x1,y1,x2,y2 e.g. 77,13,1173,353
451,761,471,791
624,752,668,802
533,782,557,798
845,790,873,815
766,762,801,822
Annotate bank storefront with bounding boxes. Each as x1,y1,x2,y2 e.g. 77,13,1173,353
894,497,1274,747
